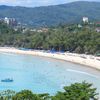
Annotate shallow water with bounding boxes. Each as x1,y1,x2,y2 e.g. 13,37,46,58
0,52,100,95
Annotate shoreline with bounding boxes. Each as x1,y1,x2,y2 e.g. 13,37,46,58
0,47,100,70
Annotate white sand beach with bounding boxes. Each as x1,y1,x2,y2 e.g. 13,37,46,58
0,47,100,70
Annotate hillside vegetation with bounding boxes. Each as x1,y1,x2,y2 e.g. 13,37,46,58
0,1,100,27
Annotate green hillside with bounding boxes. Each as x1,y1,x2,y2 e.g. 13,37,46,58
0,1,100,27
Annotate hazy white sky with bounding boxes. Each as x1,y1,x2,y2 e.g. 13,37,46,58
0,0,99,7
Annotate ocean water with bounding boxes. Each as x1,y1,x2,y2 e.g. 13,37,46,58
0,52,100,95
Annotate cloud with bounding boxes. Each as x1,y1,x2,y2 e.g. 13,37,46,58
0,0,16,3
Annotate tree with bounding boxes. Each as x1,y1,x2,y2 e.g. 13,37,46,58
0,82,98,100
0,90,16,100
52,81,98,100
12,90,41,100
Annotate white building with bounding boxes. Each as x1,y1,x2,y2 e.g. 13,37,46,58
83,17,89,23
4,17,10,24
78,24,82,28
4,17,17,26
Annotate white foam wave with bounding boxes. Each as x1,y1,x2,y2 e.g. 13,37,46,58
67,69,98,78
0,52,16,56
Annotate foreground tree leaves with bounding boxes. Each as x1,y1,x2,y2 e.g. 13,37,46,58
52,81,98,100
0,82,98,100
12,90,41,100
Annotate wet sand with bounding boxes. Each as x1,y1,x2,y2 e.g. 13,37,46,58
0,47,100,70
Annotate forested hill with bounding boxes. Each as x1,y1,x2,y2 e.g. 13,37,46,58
0,1,100,27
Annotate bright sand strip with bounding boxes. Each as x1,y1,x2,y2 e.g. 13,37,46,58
0,47,100,70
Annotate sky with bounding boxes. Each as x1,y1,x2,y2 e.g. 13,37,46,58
0,0,100,7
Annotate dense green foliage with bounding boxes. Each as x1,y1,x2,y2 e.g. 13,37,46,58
52,82,98,100
0,82,98,100
0,1,100,27
0,22,100,54
12,90,42,100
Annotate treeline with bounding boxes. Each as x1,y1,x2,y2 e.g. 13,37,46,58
0,22,100,54
0,82,98,100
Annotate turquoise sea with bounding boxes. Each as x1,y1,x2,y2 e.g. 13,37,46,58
0,52,100,95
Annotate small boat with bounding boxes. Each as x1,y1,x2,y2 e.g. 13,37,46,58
1,78,13,82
